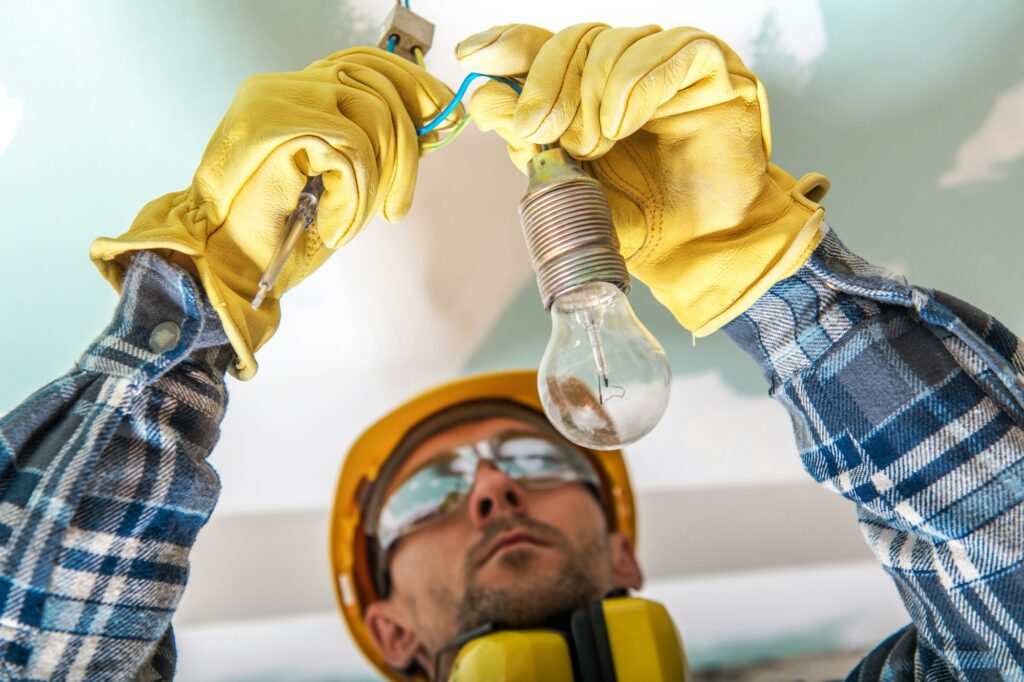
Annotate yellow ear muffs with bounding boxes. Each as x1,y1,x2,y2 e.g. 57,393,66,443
598,597,688,682
444,596,687,681
448,629,574,681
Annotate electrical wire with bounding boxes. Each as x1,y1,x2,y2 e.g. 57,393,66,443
420,113,472,151
411,45,470,152
389,16,523,152
417,73,522,136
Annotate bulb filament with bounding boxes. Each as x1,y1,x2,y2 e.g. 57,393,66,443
583,311,625,405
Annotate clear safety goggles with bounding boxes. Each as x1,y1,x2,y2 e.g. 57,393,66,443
374,430,601,550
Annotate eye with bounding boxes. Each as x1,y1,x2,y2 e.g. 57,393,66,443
377,458,474,548
498,436,561,460
497,435,581,484
392,453,460,488
436,488,467,515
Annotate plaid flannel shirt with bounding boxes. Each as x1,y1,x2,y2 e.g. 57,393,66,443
0,228,1022,680
0,253,231,680
725,229,1024,681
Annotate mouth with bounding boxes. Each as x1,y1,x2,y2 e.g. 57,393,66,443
477,531,549,567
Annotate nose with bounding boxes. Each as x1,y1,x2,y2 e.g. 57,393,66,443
467,463,527,528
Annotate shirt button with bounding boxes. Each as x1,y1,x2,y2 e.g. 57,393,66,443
149,321,181,353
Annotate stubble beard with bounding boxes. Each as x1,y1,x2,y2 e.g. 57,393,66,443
453,516,610,633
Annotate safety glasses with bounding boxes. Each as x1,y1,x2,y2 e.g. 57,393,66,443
373,430,600,550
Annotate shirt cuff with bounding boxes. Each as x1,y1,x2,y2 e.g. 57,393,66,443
723,226,912,389
76,251,234,384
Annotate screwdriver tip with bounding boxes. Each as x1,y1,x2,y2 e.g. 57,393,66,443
251,284,269,310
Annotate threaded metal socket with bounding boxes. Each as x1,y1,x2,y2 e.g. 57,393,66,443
518,149,630,311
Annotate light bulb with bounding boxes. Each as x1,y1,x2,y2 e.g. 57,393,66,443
539,282,671,449
518,148,673,450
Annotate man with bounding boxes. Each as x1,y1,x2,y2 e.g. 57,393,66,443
331,371,645,679
0,21,1021,682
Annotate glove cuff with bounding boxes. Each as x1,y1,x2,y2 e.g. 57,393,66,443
89,192,269,380
637,195,827,337
690,205,826,337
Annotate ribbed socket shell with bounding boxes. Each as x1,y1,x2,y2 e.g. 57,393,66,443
518,150,630,310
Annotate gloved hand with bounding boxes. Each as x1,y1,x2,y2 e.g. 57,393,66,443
456,24,829,336
90,48,459,379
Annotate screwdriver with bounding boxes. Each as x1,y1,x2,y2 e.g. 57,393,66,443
251,174,326,310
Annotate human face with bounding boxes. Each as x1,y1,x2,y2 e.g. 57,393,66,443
363,417,643,676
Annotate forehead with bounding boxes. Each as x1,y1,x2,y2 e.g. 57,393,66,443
382,417,544,499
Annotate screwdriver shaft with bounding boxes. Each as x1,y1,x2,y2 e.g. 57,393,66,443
251,175,325,309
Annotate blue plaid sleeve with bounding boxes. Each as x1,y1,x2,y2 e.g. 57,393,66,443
0,252,232,681
724,228,1024,681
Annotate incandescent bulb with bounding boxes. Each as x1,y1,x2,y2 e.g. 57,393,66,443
518,147,673,449
539,281,671,450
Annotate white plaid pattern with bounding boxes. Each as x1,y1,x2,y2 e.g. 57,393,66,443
727,228,1024,680
0,253,230,680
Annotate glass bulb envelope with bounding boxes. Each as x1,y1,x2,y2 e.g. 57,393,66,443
539,281,671,450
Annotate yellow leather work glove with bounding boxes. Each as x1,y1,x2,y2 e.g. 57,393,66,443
90,48,460,379
456,24,829,336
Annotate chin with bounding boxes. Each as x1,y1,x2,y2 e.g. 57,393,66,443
456,546,604,633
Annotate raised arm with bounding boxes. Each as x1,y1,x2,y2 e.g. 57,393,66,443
0,253,229,680
724,229,1024,679
457,22,1024,680
0,50,459,679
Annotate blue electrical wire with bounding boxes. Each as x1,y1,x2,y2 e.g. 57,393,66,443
381,5,523,142
417,73,522,136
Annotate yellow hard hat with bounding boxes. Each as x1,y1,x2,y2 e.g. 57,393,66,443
329,370,637,681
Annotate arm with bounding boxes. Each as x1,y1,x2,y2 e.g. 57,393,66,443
0,253,229,680
724,228,1024,680
453,22,1024,679
0,49,458,680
